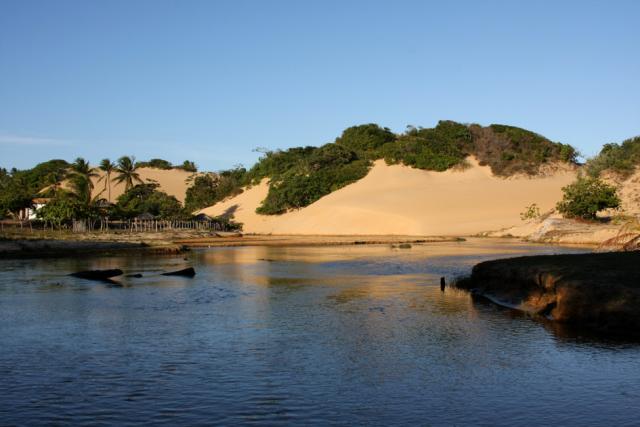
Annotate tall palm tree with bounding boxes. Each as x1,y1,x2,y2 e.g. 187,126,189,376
114,156,143,192
97,158,116,202
69,157,99,204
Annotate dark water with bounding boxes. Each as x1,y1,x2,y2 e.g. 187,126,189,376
1,239,639,426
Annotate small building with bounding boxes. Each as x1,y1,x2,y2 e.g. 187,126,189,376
19,198,51,220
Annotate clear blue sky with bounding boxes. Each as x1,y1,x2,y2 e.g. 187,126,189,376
1,0,639,171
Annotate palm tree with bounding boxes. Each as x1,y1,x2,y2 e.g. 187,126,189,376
69,157,99,204
39,169,68,197
114,156,143,192
97,158,116,202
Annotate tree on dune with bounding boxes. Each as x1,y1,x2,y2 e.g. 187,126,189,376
114,156,143,192
38,169,68,197
68,157,99,204
98,158,116,202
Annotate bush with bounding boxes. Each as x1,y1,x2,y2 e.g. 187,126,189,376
556,177,620,219
184,168,246,212
520,203,541,221
115,183,183,219
256,155,370,215
335,124,396,154
37,195,93,228
179,160,197,172
135,158,173,169
586,136,640,178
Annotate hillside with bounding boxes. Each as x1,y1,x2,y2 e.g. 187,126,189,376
188,121,578,216
89,167,196,203
199,157,577,235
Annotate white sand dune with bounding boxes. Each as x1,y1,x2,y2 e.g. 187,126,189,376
199,158,578,236
91,168,195,203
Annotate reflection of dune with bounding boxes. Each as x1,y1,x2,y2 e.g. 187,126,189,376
199,158,577,235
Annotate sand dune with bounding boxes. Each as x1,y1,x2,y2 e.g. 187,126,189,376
199,158,578,236
90,168,196,203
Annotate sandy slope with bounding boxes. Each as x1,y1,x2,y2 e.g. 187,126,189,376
199,158,578,235
90,168,195,203
604,169,640,216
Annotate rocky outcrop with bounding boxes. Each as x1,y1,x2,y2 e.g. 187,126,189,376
456,252,640,336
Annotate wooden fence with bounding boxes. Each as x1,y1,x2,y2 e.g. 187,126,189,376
1,218,235,234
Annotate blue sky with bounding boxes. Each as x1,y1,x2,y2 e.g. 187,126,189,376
1,0,639,171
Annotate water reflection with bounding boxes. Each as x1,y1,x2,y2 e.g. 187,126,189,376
1,239,639,426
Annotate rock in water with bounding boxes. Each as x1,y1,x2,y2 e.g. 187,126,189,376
70,269,123,280
161,267,196,277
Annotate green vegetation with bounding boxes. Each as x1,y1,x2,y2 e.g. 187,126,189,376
235,121,577,215
114,156,143,191
135,158,198,172
520,203,541,221
0,156,233,230
113,183,183,219
556,177,620,219
586,136,640,178
184,167,246,212
0,120,595,223
0,159,69,218
98,159,116,202
470,124,577,175
135,158,173,169
335,124,395,155
252,144,370,214
179,160,198,172
37,195,95,229
68,157,99,204
381,121,473,171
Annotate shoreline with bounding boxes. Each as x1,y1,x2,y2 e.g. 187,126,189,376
1,228,607,258
0,232,468,258
455,251,640,337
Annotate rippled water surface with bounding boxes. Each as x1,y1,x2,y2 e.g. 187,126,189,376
1,239,639,426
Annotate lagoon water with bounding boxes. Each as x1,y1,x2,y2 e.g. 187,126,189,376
1,239,639,426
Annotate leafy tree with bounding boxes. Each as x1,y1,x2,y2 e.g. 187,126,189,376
37,195,88,228
556,177,620,219
115,183,183,219
246,147,316,183
114,156,143,191
185,174,218,212
98,158,116,202
381,121,473,171
135,158,173,169
184,168,246,212
0,161,68,218
586,136,640,178
335,123,396,154
0,174,33,219
179,160,197,172
39,169,68,197
470,124,576,175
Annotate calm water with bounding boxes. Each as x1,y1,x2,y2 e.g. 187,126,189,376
1,239,639,426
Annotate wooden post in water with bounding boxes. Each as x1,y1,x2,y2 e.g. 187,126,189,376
440,277,446,292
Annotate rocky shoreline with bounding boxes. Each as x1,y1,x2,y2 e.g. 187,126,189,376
455,251,640,337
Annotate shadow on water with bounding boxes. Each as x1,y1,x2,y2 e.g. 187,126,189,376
468,294,640,346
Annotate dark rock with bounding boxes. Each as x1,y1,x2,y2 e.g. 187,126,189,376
126,273,143,278
455,251,640,337
161,267,196,277
70,269,123,281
